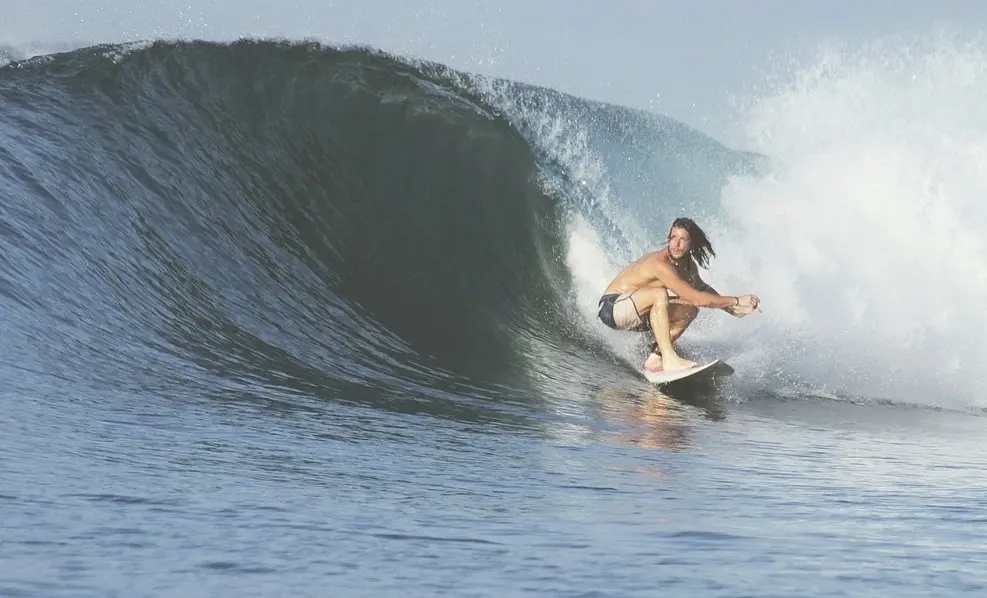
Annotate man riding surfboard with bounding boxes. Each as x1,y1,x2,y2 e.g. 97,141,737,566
598,217,759,372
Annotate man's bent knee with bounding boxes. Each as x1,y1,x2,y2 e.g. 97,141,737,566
649,287,670,308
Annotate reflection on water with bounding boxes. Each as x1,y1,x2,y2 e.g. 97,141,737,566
594,387,694,450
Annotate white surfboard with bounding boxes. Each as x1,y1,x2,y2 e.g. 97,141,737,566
641,359,727,385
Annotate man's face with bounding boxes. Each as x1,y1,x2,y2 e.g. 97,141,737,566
668,226,692,260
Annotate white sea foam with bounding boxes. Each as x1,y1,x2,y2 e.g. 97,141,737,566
704,31,987,408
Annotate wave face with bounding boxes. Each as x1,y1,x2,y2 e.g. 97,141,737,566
10,35,978,412
0,39,753,412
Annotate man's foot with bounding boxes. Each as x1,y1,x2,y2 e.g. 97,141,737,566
661,356,698,371
644,352,663,372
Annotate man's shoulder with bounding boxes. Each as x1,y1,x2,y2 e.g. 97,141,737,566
644,248,669,262
646,251,676,274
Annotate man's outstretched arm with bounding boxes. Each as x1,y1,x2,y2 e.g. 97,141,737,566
690,267,759,317
656,263,739,309
692,275,737,314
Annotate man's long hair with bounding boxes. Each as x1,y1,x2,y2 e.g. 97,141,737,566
668,217,716,269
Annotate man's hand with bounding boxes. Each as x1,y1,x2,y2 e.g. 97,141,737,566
729,294,760,318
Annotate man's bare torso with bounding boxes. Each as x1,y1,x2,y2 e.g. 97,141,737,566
603,248,697,296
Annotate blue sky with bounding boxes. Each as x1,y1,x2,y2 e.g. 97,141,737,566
6,1,987,137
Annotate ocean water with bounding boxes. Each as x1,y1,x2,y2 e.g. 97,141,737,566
1,34,986,598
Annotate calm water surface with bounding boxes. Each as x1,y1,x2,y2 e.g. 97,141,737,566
4,380,986,598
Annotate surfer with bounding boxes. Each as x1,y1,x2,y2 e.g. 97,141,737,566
598,217,759,372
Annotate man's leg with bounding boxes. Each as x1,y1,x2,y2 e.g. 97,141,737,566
613,287,696,371
668,299,699,343
646,290,698,371
642,302,700,371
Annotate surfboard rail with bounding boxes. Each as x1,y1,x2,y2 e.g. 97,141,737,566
641,359,728,385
